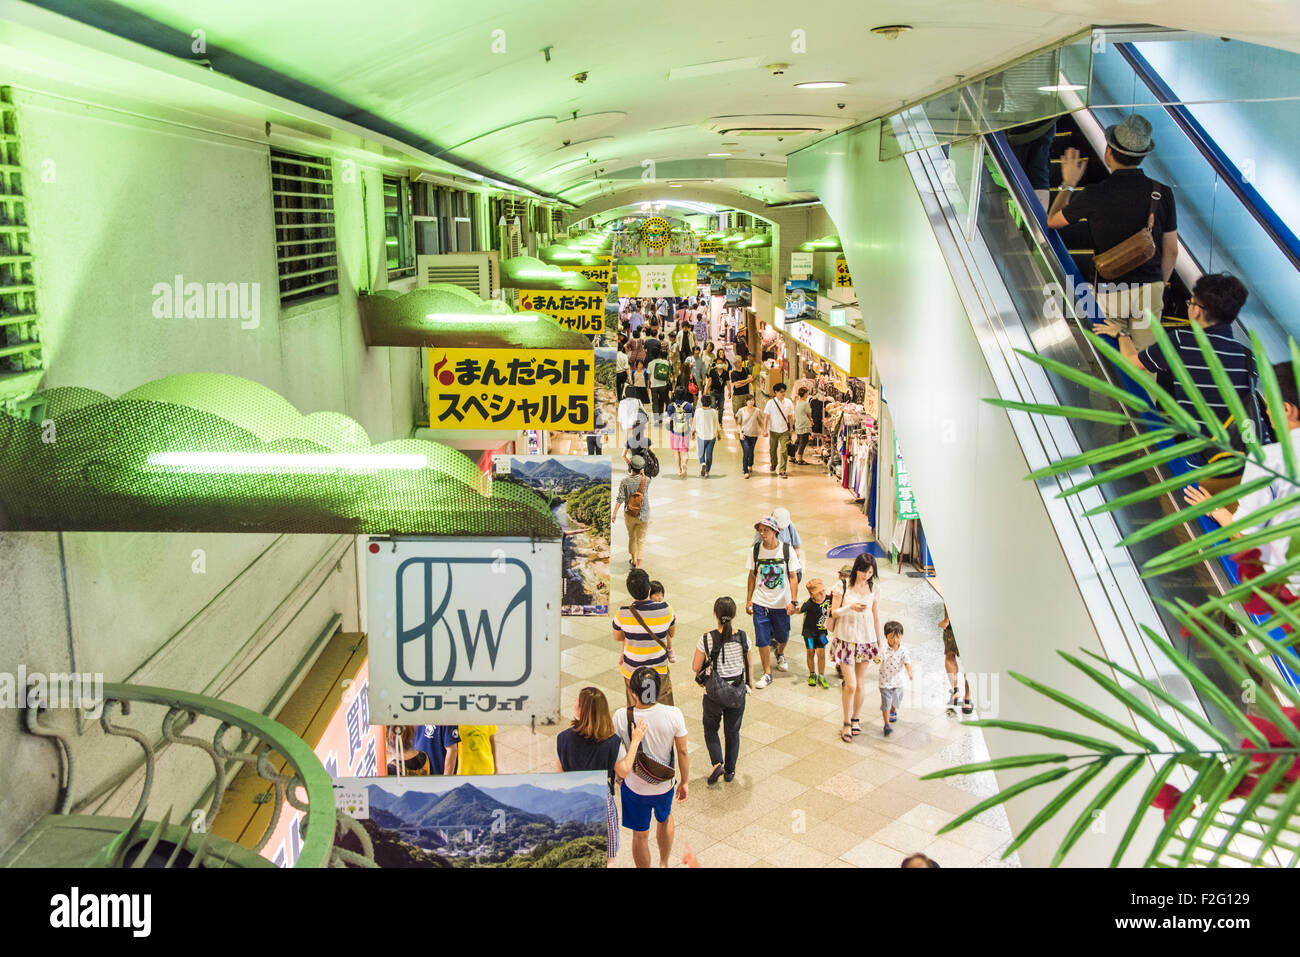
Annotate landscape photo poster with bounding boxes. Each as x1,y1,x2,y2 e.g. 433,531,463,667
593,342,617,436
333,772,610,868
491,454,611,616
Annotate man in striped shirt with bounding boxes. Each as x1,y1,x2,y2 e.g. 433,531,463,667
613,568,676,708
1098,273,1258,500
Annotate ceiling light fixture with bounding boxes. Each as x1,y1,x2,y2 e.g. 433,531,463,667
1037,83,1087,93
794,81,847,89
870,24,913,39
707,152,731,157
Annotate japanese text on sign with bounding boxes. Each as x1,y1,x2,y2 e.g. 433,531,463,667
401,693,530,714
835,256,853,287
520,289,605,335
427,348,595,430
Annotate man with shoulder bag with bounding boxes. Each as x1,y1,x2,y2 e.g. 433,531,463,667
614,667,689,868
692,596,754,784
1047,113,1179,352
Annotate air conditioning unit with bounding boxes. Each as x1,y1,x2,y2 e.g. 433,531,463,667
415,251,500,300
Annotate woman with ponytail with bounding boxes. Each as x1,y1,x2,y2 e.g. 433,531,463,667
691,596,754,784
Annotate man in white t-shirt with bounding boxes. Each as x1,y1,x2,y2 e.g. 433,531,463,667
763,381,795,478
746,517,802,687
613,667,689,868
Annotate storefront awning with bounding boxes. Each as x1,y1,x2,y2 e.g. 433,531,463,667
359,289,593,351
786,318,870,378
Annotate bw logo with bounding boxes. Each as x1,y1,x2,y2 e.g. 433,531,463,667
395,557,532,687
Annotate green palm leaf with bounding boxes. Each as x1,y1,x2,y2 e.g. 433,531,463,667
1145,756,1218,866
1013,347,1158,414
1078,648,1233,748
1002,759,1109,858
1142,516,1300,577
1052,756,1146,866
1059,651,1200,751
959,719,1124,753
1110,756,1179,867
933,766,1074,836
1143,315,1230,445
1025,428,1178,481
1206,751,1293,865
1084,330,1202,435
1138,624,1265,746
1118,474,1273,551
1056,437,1210,500
1189,320,1260,460
920,753,1071,780
1174,756,1255,866
985,398,1134,426
1252,329,1297,481
1132,489,1300,566
1258,776,1300,866
1081,458,1241,518
1009,671,1159,750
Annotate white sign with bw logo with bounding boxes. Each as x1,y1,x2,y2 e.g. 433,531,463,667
366,537,562,725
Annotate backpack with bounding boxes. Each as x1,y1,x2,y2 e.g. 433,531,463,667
671,403,690,435
650,358,671,386
751,540,792,591
625,473,647,518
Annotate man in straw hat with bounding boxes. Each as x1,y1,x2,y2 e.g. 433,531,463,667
1047,113,1179,351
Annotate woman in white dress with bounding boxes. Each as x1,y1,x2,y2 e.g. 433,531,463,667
828,553,884,742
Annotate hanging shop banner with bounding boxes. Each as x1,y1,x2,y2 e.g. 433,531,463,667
615,263,697,298
367,537,563,725
492,455,610,616
896,436,919,521
696,256,715,284
784,279,818,320
725,271,752,307
518,291,605,336
427,347,594,430
790,251,814,277
559,264,612,290
332,771,610,868
709,264,729,296
863,383,880,420
668,232,698,255
789,318,870,377
835,256,853,288
698,239,723,255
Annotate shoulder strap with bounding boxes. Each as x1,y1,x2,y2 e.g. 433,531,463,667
1146,179,1160,229
783,542,792,579
628,603,667,650
752,540,760,569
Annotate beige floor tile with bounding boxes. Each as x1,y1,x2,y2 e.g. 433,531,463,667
816,772,876,802
692,841,760,868
922,836,987,869
840,758,906,787
795,821,871,858
760,841,834,868
748,772,810,804
840,838,910,869
823,804,895,839
939,819,1011,857
870,819,939,854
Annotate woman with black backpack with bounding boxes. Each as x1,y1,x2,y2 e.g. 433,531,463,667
666,388,695,477
692,596,754,784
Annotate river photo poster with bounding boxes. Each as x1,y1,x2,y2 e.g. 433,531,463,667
490,455,611,616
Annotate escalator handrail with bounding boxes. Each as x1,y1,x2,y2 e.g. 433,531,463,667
986,130,1299,690
1114,41,1300,275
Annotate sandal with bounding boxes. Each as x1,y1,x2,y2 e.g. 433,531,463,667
850,718,862,737
962,698,974,715
840,723,853,743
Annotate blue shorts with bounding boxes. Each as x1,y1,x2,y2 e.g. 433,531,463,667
752,604,790,647
803,632,828,650
621,781,674,831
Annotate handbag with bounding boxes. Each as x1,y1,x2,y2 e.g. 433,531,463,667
1093,182,1161,280
625,707,676,784
697,629,748,709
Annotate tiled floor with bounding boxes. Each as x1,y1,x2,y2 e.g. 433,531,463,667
495,413,1020,868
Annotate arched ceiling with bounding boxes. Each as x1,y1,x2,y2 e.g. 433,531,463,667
37,0,1300,205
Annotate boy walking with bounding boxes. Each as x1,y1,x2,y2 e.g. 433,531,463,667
799,578,832,688
878,621,913,735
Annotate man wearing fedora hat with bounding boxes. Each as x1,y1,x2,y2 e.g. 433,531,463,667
1047,113,1179,351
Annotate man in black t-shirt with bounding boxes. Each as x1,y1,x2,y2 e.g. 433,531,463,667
1047,113,1179,351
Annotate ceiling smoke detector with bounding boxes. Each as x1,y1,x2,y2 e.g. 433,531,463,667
870,24,913,39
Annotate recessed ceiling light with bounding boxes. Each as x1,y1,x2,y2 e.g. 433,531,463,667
708,152,731,157
795,81,847,89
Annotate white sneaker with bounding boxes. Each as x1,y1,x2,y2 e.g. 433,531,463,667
755,673,773,689
777,655,789,672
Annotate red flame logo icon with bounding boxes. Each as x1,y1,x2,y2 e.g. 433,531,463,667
433,354,454,386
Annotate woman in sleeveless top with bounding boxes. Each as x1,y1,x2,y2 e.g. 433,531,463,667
828,554,884,742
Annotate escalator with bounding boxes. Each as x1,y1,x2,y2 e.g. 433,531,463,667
904,35,1300,733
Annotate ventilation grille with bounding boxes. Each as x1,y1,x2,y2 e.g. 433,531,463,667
416,252,498,300
0,87,43,404
270,149,338,305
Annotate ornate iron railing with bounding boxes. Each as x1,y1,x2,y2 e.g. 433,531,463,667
20,682,375,868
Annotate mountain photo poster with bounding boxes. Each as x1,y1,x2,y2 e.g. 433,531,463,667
491,455,611,616
333,772,610,868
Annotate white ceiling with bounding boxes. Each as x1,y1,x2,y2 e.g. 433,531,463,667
32,0,1300,207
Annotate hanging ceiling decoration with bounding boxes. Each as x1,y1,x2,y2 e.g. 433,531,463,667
639,216,672,248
